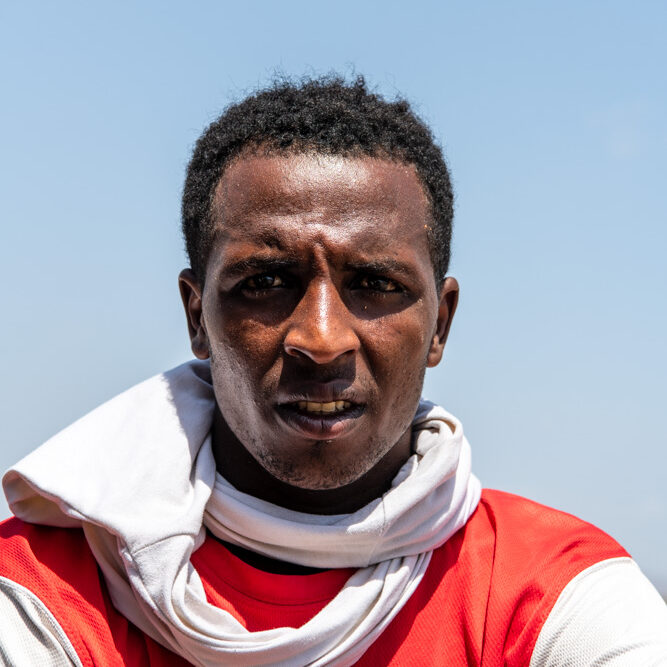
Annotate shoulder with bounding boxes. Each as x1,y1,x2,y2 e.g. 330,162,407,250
477,488,628,562
440,489,630,598
361,491,637,666
0,516,110,622
471,492,667,664
0,517,101,665
450,490,632,665
0,516,116,617
0,517,176,666
0,516,95,577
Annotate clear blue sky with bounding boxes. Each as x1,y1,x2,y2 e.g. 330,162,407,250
1,2,665,591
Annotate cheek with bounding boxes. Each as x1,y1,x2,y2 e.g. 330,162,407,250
363,311,432,400
366,307,431,363
206,310,285,400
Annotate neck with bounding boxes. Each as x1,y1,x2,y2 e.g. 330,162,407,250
218,538,326,574
211,408,412,515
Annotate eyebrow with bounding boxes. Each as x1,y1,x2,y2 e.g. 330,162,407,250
219,256,300,278
343,259,416,276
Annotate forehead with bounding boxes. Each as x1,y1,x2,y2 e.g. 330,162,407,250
215,151,429,216
209,152,433,272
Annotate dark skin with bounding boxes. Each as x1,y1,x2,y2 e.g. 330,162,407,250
179,152,458,536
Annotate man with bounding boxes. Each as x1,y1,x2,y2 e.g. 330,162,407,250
1,76,665,665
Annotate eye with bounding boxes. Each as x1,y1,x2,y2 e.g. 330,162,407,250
241,273,287,291
354,275,403,293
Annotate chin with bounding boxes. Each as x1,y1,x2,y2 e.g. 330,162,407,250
256,448,375,491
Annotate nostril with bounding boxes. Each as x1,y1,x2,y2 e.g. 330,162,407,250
284,323,360,364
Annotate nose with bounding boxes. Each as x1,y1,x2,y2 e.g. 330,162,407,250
283,279,360,364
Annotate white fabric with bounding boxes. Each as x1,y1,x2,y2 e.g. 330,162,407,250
531,557,667,666
3,558,665,667
2,360,482,667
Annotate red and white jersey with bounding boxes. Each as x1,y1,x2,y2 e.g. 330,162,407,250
1,489,665,665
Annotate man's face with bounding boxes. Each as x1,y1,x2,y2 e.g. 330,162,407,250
181,152,457,490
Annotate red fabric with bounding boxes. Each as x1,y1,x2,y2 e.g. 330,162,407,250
191,538,354,632
0,519,187,667
0,490,628,666
357,490,629,666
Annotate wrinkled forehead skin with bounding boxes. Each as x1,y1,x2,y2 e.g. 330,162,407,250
206,149,440,286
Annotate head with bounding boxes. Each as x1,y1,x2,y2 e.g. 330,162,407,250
179,76,458,509
182,75,454,286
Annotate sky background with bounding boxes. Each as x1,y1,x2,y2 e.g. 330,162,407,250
1,2,665,592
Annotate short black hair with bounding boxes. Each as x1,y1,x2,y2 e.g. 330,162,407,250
182,75,453,284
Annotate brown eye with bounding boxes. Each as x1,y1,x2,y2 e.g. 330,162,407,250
244,273,285,290
356,275,401,293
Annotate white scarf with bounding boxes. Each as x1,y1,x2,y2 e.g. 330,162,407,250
3,361,481,666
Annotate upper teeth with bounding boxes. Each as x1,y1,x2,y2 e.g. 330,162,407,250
297,400,351,413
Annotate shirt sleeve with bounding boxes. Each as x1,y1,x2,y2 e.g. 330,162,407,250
530,557,667,666
0,576,82,667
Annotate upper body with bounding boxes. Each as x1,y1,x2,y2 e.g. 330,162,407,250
2,486,665,666
2,76,666,665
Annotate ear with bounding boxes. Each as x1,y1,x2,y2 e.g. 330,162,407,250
426,276,459,368
178,269,210,360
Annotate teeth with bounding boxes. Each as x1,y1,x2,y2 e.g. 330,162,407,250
296,400,351,413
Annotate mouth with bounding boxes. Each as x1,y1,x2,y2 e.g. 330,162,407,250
295,400,352,414
275,399,365,439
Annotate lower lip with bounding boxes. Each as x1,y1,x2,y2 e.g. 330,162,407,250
275,404,365,439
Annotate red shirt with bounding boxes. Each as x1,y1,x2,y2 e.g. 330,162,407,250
0,490,627,666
